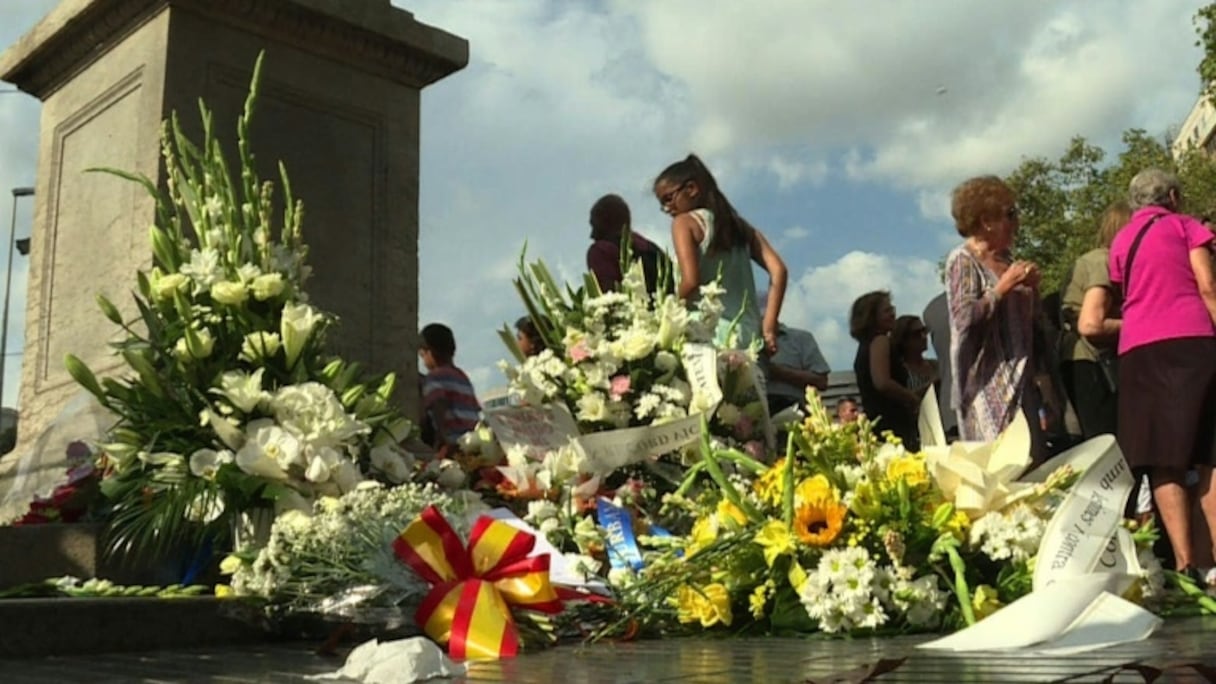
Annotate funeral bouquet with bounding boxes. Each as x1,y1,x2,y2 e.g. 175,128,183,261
593,392,1162,638
66,55,414,560
225,481,483,623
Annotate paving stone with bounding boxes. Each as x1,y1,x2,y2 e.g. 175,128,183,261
1,616,1214,683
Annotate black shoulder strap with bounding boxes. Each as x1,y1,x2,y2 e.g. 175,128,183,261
1121,214,1164,298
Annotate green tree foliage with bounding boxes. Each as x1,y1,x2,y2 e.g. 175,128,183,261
1196,3,1216,105
1003,129,1216,296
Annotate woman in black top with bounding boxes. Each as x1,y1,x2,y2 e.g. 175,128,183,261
850,291,922,450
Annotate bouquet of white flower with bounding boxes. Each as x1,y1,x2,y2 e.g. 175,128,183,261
227,481,484,623
66,54,414,560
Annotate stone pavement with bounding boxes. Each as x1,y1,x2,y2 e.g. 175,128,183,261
2,616,1215,683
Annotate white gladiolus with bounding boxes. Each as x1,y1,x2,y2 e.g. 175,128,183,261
180,247,222,290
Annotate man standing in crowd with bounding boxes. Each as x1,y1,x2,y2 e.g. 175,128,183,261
765,323,830,415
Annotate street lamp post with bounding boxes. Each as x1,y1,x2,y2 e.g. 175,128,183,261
1,187,34,410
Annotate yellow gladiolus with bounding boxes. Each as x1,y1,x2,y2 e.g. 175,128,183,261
753,460,785,506
716,499,748,526
676,583,733,627
753,520,795,567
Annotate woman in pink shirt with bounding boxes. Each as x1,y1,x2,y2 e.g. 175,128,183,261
1111,168,1216,578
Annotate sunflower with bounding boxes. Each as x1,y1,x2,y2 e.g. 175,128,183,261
794,499,847,546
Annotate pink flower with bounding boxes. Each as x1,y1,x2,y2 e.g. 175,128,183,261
734,415,755,439
569,340,591,363
610,374,631,400
743,440,765,460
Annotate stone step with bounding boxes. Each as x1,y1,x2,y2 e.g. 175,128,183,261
0,597,270,658
0,523,212,590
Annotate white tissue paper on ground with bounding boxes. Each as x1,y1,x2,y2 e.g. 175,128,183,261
308,637,465,684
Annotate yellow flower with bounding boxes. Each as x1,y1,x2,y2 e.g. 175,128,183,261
945,510,971,539
676,583,733,627
754,520,795,567
971,584,1002,620
886,455,929,487
753,460,786,506
716,499,748,526
214,584,234,598
748,582,772,619
219,554,242,575
795,474,836,505
687,516,720,557
793,500,846,547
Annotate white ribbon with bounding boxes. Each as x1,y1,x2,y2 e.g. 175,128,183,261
918,390,1159,652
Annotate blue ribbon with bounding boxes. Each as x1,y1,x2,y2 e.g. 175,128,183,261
596,498,645,571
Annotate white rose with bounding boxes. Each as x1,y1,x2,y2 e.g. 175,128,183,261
240,332,282,363
153,273,190,300
174,327,215,361
615,330,655,361
655,350,679,373
250,273,285,301
210,280,248,306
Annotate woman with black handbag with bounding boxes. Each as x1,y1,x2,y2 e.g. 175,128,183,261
1060,200,1129,438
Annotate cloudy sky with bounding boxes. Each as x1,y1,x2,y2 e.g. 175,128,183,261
0,1,1209,407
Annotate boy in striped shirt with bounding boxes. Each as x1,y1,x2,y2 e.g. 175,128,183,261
419,323,481,455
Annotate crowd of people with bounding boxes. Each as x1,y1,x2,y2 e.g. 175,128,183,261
414,157,1216,582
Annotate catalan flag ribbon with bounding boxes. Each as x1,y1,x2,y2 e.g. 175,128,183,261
393,506,562,660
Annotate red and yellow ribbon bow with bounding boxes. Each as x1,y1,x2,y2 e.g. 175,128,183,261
393,505,562,660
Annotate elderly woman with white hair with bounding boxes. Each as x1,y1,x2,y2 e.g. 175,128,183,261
1112,168,1216,579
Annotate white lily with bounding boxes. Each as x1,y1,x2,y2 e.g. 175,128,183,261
281,302,325,367
214,368,270,414
923,412,1034,519
235,419,299,480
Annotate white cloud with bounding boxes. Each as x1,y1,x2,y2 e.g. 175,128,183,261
780,251,944,370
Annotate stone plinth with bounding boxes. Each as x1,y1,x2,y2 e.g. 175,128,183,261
0,0,468,520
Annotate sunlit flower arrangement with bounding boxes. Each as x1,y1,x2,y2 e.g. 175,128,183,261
66,56,414,559
593,393,1160,638
226,481,483,619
